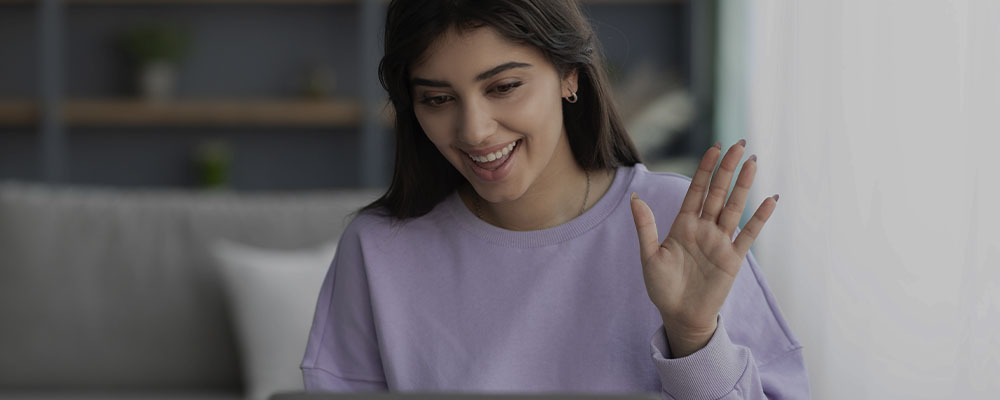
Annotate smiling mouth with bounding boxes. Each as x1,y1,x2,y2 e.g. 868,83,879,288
463,139,521,173
466,139,520,163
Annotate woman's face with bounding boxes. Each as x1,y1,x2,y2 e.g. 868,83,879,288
410,26,578,204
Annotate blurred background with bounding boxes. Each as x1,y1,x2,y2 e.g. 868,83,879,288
0,0,706,189
0,0,997,399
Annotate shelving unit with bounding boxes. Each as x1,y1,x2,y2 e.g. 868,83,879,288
1,0,390,187
0,98,362,127
0,0,707,189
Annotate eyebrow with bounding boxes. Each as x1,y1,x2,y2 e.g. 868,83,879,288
411,61,532,88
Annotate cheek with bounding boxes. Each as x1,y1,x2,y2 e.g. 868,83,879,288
499,87,563,144
415,110,454,151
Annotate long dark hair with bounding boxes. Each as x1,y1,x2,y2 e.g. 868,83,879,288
363,0,641,219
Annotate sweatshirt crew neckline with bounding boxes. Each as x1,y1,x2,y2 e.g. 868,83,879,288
443,164,638,248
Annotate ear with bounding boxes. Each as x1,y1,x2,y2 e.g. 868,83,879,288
562,68,579,96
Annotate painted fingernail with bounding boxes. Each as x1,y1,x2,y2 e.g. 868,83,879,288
749,154,757,162
738,139,747,148
631,192,638,200
712,141,722,149
772,194,780,202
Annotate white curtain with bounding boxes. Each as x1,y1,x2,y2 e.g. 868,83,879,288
717,1,1000,398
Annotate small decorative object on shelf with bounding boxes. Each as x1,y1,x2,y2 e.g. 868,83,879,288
118,23,192,102
194,139,233,189
302,63,337,100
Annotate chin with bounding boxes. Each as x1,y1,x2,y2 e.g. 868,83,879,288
470,180,525,204
465,169,530,204
449,150,527,203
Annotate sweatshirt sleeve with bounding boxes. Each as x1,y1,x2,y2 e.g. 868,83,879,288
300,215,389,392
648,250,810,399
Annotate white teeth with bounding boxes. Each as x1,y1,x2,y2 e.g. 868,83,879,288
469,140,518,163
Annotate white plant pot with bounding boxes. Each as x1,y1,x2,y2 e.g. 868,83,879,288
139,61,176,102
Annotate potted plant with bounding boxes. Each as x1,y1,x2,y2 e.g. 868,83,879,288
119,23,192,102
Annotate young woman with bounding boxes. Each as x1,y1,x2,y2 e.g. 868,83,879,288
301,1,809,398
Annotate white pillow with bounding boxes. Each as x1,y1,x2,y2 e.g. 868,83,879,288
211,239,337,400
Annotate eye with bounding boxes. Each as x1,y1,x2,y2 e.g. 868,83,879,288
492,81,523,95
419,95,453,107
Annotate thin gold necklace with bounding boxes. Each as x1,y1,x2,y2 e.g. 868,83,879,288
473,169,591,223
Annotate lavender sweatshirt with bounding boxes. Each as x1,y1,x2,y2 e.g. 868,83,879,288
301,164,810,399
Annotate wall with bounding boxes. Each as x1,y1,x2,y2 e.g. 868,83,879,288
0,1,694,190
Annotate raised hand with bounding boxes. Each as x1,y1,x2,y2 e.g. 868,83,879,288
629,140,778,358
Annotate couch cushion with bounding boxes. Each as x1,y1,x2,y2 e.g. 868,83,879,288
212,239,336,400
0,182,378,391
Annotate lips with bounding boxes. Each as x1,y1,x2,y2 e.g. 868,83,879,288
463,139,518,157
464,139,520,182
466,139,519,169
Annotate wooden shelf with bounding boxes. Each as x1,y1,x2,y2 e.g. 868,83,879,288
0,98,363,127
0,100,35,126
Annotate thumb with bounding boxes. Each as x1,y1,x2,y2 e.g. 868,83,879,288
630,192,660,261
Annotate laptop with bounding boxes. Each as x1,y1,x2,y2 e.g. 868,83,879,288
271,392,661,400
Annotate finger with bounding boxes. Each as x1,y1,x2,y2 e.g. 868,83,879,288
630,192,660,261
718,154,757,238
733,194,778,255
678,142,723,216
701,139,746,224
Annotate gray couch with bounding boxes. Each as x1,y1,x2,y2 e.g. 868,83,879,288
0,182,378,400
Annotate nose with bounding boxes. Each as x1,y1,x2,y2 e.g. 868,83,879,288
456,97,497,145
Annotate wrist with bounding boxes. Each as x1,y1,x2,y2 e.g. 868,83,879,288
661,315,718,358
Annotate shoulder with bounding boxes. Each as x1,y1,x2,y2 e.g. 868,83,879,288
627,163,694,217
336,209,386,245
723,251,804,362
337,200,455,253
337,207,405,249
629,163,694,192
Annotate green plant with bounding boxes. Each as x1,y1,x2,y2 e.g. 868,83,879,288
194,139,233,189
119,23,192,65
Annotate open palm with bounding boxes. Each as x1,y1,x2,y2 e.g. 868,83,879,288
630,140,778,354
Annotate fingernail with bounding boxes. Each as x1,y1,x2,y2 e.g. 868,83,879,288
738,139,747,148
749,154,757,162
772,194,780,202
631,192,638,200
712,141,721,149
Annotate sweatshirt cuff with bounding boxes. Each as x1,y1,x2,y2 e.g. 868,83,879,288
650,314,750,400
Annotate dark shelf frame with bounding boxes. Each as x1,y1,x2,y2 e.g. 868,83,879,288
14,0,709,188
25,0,391,187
